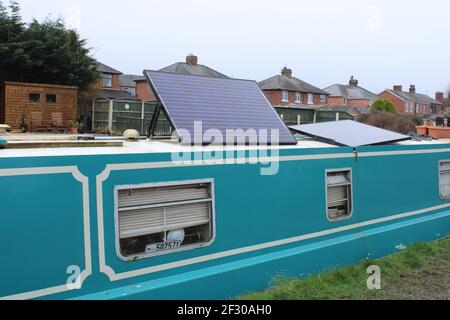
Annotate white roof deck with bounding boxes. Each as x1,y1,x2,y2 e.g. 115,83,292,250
0,133,449,158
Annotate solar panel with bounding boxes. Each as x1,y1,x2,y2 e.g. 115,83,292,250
145,70,297,145
289,120,410,147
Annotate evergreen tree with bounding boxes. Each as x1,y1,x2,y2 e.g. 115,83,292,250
0,1,98,90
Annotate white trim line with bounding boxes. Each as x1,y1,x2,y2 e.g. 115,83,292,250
104,202,450,281
0,166,91,300
1,284,71,301
358,148,450,158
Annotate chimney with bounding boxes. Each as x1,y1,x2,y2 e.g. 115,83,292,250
436,92,444,101
186,54,198,66
349,76,358,87
409,85,416,94
281,67,292,78
393,85,403,92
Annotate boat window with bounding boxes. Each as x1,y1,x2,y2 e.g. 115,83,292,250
326,170,352,221
439,161,450,199
116,181,214,260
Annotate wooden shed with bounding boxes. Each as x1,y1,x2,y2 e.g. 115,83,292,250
0,82,78,131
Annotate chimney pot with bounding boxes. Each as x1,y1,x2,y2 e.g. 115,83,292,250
436,92,444,101
409,85,416,94
281,67,292,78
186,54,198,66
349,76,358,87
393,85,403,92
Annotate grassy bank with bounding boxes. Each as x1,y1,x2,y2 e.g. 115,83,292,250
239,237,449,300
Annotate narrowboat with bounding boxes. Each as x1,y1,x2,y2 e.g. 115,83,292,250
0,71,449,300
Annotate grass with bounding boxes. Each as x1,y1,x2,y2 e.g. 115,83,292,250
238,237,449,300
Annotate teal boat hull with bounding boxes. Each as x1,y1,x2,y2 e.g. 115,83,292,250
0,143,449,300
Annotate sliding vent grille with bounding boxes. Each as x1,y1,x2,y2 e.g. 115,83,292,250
117,183,212,239
118,184,210,208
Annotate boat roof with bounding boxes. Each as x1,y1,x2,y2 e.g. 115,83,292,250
0,134,449,158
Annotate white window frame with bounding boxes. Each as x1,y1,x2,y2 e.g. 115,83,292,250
282,90,289,102
295,92,302,104
103,74,113,88
320,95,326,103
307,93,314,105
114,179,216,261
439,160,450,199
325,168,354,222
123,87,136,96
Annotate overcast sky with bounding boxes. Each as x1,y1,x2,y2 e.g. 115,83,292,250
15,0,450,96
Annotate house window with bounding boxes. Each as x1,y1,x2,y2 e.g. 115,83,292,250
307,93,314,105
320,95,326,103
123,87,136,96
116,181,214,260
295,92,302,104
416,103,419,114
102,74,113,88
28,93,40,103
282,91,289,102
407,102,411,113
326,170,352,221
439,161,450,199
46,94,57,104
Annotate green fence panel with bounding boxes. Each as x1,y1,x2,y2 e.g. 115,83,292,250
275,108,315,125
93,99,110,131
276,107,355,126
112,101,144,134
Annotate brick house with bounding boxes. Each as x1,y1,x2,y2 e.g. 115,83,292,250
323,76,378,107
96,62,136,100
435,92,450,114
318,105,371,117
96,55,227,102
134,54,228,101
135,77,156,101
378,85,442,116
259,67,329,107
118,74,145,96
0,82,78,130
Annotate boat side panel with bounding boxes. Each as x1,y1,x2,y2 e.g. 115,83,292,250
0,171,87,298
0,144,449,299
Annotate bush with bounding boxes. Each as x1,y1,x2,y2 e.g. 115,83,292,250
371,99,396,113
358,111,418,134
